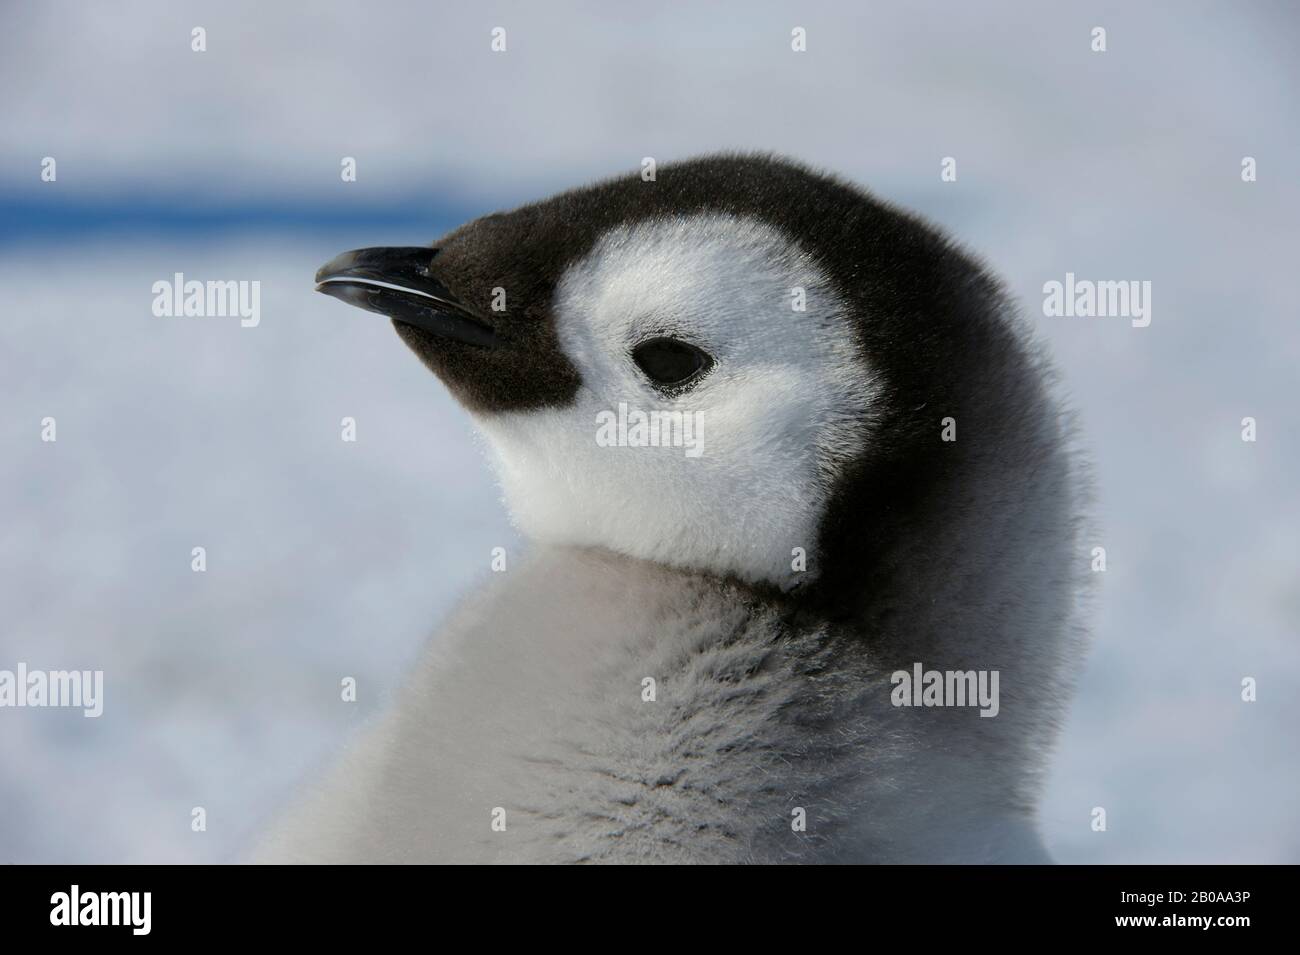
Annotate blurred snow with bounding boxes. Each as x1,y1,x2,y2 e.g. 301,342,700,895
0,240,519,862
1,0,1297,863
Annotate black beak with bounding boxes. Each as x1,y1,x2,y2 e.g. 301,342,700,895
314,247,500,348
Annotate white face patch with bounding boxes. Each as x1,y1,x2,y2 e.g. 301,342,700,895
472,213,879,588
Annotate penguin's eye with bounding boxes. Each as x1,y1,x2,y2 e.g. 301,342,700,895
631,337,713,389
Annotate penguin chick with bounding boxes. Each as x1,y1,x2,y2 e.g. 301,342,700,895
259,154,1088,864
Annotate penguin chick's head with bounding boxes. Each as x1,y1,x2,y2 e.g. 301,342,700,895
316,155,1001,592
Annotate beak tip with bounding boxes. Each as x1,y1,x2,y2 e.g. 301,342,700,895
311,246,500,348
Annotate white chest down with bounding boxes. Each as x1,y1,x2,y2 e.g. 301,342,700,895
255,546,1050,864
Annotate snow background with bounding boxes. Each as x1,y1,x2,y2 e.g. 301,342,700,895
1,0,1297,862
